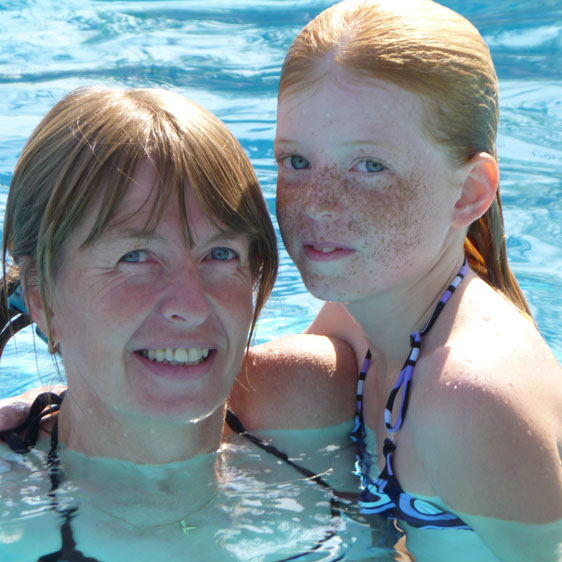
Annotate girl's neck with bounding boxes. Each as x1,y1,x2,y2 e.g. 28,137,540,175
57,393,225,464
346,252,465,372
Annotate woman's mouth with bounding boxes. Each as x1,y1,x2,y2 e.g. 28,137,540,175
138,347,210,366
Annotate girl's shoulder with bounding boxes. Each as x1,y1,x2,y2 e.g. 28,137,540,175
420,272,561,441
229,333,358,431
412,276,562,523
444,273,561,391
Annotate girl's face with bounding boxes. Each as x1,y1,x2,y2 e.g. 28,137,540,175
274,74,465,303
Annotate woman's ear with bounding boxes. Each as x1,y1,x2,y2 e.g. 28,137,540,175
452,152,499,229
19,269,51,339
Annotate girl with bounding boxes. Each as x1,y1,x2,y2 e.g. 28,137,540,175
272,0,562,560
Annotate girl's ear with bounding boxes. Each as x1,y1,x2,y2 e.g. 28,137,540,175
452,152,499,229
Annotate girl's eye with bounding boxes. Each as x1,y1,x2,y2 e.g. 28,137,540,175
353,159,386,173
121,250,149,263
208,247,237,261
278,155,310,170
290,155,310,170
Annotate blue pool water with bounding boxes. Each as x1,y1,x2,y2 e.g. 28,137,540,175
0,1,561,391
0,2,561,561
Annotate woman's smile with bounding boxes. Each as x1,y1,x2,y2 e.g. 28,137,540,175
48,161,254,421
139,346,210,365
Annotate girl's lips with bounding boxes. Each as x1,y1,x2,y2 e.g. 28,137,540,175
302,242,356,262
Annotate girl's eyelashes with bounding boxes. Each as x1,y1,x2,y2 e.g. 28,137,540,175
120,249,150,264
275,154,386,174
276,154,310,170
351,159,386,173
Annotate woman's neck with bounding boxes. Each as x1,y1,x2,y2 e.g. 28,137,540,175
57,393,225,464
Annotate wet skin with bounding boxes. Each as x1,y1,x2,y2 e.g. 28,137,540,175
30,161,254,426
274,73,465,304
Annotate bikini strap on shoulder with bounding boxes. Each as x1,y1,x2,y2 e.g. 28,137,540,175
384,260,468,433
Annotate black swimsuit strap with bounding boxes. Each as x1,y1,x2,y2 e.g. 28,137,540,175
225,409,345,562
0,391,63,454
226,409,337,494
41,417,99,562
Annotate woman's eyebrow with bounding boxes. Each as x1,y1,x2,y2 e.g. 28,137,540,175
96,228,164,244
200,229,247,245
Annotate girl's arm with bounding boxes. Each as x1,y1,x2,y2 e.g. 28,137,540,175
306,302,370,367
417,335,562,561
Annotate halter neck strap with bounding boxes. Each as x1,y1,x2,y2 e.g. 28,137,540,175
384,260,468,433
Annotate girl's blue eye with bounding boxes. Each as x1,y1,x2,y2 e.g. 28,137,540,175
121,250,149,263
289,155,310,170
209,247,236,261
356,159,385,173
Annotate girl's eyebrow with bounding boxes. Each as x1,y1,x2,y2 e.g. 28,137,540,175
275,139,400,149
274,139,298,147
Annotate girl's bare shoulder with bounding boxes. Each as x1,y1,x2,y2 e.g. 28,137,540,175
229,334,358,430
413,276,562,522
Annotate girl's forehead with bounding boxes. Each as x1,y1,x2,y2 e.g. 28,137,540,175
276,77,428,145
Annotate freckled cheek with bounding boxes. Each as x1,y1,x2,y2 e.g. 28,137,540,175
276,179,300,217
275,179,301,244
343,178,431,253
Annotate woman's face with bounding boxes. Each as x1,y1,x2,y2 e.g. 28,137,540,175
44,161,254,422
275,75,465,303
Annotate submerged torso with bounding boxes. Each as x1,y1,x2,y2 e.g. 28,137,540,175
0,408,398,562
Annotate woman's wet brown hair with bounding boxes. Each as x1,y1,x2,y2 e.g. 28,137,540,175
2,87,278,351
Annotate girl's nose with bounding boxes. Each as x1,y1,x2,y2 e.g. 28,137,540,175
301,175,341,221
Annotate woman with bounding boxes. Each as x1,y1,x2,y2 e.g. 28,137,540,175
0,86,363,561
268,0,562,560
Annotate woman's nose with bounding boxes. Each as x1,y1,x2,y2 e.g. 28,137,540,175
159,262,211,326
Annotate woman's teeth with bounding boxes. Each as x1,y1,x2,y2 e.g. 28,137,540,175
313,246,337,253
141,347,210,365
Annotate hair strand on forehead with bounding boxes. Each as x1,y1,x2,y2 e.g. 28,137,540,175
2,86,278,352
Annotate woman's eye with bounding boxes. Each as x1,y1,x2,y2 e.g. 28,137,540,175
353,159,386,173
120,250,149,263
208,247,237,261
